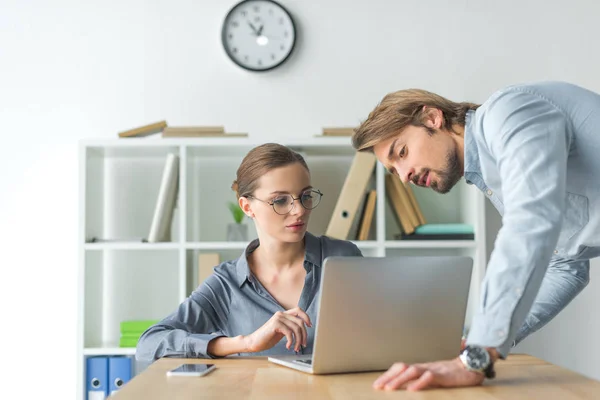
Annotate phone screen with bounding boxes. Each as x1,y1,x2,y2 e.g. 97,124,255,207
167,363,216,376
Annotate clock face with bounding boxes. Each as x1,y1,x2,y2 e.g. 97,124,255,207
222,0,296,72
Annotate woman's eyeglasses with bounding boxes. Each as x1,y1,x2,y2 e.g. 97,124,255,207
246,189,323,215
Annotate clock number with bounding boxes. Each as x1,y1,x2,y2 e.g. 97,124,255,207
231,21,239,28
253,5,259,12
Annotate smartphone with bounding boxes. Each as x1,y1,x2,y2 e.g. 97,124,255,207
166,363,216,377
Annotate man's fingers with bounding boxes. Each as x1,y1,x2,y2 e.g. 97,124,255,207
373,363,408,389
383,365,424,391
406,370,436,391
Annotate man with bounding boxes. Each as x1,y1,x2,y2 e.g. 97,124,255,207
352,81,596,391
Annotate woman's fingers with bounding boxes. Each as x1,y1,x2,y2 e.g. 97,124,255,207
285,307,312,328
282,314,307,347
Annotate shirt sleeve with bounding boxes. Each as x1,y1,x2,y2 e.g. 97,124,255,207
512,257,589,347
136,273,232,362
466,88,570,357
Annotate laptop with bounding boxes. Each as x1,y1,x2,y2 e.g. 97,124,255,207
268,255,473,374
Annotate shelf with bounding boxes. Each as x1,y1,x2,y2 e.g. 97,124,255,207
84,242,181,250
184,240,380,250
185,242,247,250
84,345,136,356
82,240,475,251
384,240,477,249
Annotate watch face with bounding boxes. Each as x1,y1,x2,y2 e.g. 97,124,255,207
222,0,296,71
465,346,490,370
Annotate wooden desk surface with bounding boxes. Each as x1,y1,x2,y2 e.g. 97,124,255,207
113,354,600,399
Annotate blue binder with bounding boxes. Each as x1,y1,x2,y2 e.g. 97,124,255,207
86,357,108,400
108,356,132,396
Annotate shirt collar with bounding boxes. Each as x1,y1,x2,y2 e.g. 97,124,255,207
234,231,322,287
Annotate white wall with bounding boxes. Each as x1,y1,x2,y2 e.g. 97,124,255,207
2,0,600,397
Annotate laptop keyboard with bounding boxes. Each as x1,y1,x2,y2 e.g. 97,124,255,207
294,359,313,365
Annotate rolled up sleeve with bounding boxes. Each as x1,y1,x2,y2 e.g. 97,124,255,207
467,89,569,357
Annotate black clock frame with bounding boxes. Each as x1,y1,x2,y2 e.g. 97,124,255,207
221,0,297,72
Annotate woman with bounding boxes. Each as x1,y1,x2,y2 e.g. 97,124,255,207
136,143,363,362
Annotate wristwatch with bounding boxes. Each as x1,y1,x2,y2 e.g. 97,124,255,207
459,345,496,379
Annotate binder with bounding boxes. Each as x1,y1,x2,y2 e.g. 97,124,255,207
325,152,376,239
108,356,132,396
87,356,108,400
199,253,221,285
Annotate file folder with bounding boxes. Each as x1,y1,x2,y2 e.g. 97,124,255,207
87,357,108,400
108,356,132,396
325,152,376,239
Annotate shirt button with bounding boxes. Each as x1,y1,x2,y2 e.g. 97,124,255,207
486,189,493,196
498,330,506,338
515,287,522,296
554,249,559,254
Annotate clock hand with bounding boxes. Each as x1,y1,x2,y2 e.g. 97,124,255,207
257,24,264,36
248,22,259,35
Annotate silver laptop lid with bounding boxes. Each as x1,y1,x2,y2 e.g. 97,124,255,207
311,256,473,374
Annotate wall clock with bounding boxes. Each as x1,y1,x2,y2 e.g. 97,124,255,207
222,0,297,72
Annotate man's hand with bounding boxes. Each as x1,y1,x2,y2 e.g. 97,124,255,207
373,357,485,391
243,307,312,353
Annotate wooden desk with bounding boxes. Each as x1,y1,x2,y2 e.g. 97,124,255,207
113,354,600,399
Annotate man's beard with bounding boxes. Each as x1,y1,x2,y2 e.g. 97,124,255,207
431,146,462,194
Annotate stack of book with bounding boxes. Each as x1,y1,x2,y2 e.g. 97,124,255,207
324,152,474,241
117,121,248,138
385,173,474,240
119,320,158,348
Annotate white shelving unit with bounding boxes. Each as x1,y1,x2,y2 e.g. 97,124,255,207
77,137,487,399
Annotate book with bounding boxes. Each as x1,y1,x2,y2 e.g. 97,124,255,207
356,190,377,240
395,232,475,240
162,127,248,138
162,126,224,137
322,127,357,136
148,153,179,242
198,253,221,285
118,120,167,138
395,223,474,240
390,175,420,228
120,320,159,334
385,174,415,235
404,183,427,225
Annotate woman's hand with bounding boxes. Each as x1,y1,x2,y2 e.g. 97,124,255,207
244,307,312,353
